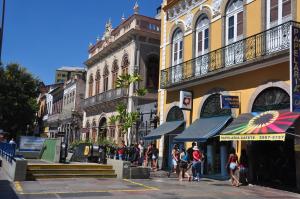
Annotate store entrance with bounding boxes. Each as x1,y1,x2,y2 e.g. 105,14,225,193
248,137,296,189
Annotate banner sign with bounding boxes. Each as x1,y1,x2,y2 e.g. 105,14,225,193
19,136,46,152
290,25,300,112
179,91,192,110
220,95,239,109
220,133,285,141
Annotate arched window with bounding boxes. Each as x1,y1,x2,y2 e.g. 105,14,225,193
267,0,291,28
88,74,94,97
172,29,184,66
195,16,210,75
252,87,289,112
201,94,231,118
95,70,101,95
103,65,109,92
112,60,119,89
99,117,107,140
146,55,159,90
196,16,209,57
225,0,244,44
121,54,130,75
92,119,97,142
166,106,184,122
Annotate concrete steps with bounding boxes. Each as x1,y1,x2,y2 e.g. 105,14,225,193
26,164,117,180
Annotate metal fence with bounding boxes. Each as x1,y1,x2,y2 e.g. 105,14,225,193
0,142,16,163
161,21,300,89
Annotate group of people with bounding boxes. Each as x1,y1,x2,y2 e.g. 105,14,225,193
171,142,249,185
171,142,205,181
108,140,159,170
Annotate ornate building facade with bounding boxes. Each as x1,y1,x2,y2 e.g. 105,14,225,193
82,3,161,144
152,0,300,190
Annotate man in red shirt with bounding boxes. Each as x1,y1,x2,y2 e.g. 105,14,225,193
192,146,202,181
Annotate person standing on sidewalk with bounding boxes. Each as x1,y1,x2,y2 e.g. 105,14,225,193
171,144,180,175
152,143,159,171
227,148,240,187
192,146,202,181
187,142,196,178
179,147,191,181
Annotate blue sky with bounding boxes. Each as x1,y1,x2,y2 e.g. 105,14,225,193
2,0,162,84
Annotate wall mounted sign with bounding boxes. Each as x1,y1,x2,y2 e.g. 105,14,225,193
179,91,192,110
19,136,46,152
290,25,300,112
220,95,239,109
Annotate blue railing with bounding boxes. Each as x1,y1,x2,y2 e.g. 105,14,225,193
0,142,16,163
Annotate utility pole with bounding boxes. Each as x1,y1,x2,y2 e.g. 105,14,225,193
0,0,6,65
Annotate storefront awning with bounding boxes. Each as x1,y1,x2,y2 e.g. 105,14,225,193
143,121,185,140
220,110,300,141
174,116,232,142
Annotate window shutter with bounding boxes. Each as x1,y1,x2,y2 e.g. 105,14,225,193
282,0,291,17
237,11,243,36
198,31,203,54
270,0,279,22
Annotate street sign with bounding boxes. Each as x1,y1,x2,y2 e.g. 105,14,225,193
290,25,300,112
220,95,239,109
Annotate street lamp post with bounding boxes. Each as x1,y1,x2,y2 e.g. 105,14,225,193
0,0,6,65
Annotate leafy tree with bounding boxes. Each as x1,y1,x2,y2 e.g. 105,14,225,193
109,73,147,143
0,63,40,136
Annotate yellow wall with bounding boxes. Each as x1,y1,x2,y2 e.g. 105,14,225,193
165,62,290,124
246,0,262,37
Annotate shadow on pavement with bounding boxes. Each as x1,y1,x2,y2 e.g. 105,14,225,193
0,180,19,199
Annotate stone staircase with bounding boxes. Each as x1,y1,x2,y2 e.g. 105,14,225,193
26,163,117,180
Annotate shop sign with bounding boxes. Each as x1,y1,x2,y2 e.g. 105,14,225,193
220,95,239,109
179,91,192,110
220,133,285,141
290,25,300,112
19,136,46,152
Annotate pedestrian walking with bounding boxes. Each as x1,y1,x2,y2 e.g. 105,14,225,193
138,141,144,166
227,148,240,187
9,138,16,145
144,144,153,167
117,140,126,160
239,149,249,185
152,143,159,171
178,147,191,181
187,142,196,178
171,144,180,175
192,146,202,181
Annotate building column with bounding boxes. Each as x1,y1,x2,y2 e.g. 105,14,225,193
207,145,215,174
220,144,228,177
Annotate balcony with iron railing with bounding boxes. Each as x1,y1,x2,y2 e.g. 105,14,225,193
82,88,127,109
160,21,300,89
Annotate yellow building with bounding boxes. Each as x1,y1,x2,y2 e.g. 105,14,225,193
147,0,300,190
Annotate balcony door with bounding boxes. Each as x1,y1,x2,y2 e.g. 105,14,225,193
171,29,183,83
225,0,244,67
266,0,291,53
195,17,209,76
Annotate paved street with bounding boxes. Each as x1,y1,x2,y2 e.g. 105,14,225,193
2,168,300,199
